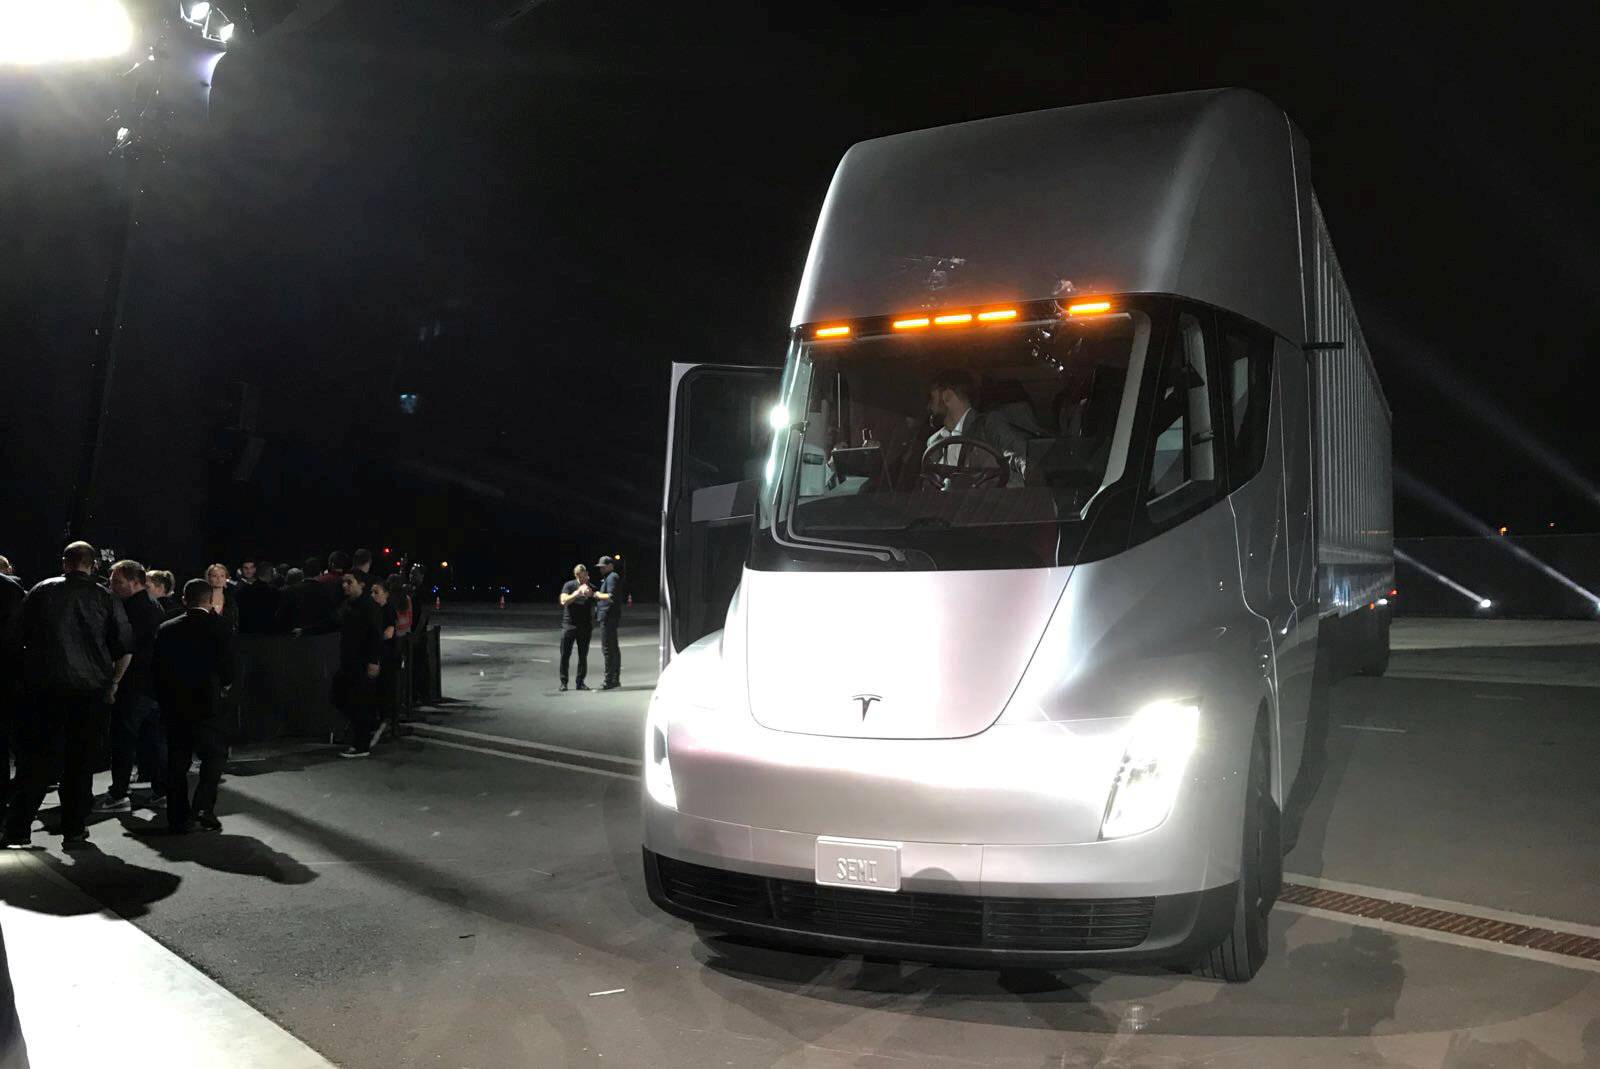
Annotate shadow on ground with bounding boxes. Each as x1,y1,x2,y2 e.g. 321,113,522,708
120,816,319,884
224,748,346,778
0,844,180,919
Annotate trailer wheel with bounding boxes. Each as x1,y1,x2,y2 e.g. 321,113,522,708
1357,606,1390,677
1192,724,1279,982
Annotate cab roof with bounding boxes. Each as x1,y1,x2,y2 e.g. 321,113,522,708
791,88,1310,342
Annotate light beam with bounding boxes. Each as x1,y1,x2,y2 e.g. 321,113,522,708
1397,468,1600,609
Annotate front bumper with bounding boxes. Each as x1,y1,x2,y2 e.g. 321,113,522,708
644,847,1235,967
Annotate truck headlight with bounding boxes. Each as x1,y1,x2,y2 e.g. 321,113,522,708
1099,701,1199,840
644,699,677,810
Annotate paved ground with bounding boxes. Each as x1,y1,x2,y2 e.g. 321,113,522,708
0,608,1597,1067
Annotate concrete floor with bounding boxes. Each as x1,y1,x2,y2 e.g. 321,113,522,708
1,609,1597,1067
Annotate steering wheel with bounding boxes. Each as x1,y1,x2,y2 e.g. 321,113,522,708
920,435,1010,490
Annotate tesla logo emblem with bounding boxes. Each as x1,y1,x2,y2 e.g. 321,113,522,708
851,694,882,719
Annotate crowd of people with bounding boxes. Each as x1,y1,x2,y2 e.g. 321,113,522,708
0,542,433,847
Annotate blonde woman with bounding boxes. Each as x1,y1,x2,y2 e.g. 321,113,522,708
204,563,239,632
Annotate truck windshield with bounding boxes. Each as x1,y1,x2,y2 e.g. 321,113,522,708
755,306,1153,571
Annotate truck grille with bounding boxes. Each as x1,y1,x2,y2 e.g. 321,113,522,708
656,855,1154,951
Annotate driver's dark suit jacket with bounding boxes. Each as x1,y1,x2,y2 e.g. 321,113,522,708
927,409,1033,470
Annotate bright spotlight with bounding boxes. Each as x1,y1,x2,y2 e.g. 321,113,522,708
216,20,234,42
1478,598,1493,610
189,1,211,20
767,403,789,431
1397,468,1600,612
0,0,134,65
1394,547,1492,611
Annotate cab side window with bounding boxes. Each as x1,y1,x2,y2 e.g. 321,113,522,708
1219,318,1274,489
1144,311,1218,525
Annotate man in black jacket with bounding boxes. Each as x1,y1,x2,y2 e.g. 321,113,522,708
236,562,282,634
275,566,321,632
0,556,24,804
2,541,131,847
593,556,624,690
94,561,168,813
153,580,237,832
557,564,594,691
325,573,382,758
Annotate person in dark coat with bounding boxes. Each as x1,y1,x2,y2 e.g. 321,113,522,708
349,548,377,597
592,556,624,690
236,562,282,634
94,561,168,813
305,573,383,758
274,568,315,631
0,556,25,805
152,579,237,833
2,541,131,847
557,564,594,691
203,564,239,633
146,570,183,619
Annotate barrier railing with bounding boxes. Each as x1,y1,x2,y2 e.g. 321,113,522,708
222,624,443,743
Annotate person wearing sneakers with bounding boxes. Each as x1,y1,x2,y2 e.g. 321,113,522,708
93,560,168,816
153,580,236,833
331,572,384,757
592,556,624,690
2,541,131,849
557,564,595,692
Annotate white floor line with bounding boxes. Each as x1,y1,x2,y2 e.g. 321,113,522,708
412,723,642,766
0,852,336,1069
1276,903,1600,975
1283,872,1600,940
415,736,640,780
442,633,552,645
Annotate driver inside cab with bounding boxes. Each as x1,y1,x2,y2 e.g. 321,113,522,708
924,371,1029,483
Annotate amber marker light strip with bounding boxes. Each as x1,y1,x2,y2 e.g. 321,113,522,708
891,317,931,330
933,312,973,326
813,325,850,338
1067,300,1113,316
976,309,1018,322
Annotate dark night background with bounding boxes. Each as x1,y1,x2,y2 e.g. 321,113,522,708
2,1,1596,597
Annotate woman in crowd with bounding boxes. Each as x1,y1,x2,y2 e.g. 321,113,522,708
204,563,239,632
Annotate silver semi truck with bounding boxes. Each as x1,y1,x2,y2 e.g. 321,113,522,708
645,88,1392,981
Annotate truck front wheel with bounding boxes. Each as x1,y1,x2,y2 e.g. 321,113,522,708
1192,724,1279,982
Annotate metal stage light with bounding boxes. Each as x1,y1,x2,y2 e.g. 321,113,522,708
178,0,236,47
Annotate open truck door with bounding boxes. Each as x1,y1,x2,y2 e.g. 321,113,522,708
661,362,784,667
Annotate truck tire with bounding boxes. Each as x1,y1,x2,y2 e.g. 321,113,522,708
1193,724,1279,982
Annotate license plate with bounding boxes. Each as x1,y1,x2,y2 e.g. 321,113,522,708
815,837,901,893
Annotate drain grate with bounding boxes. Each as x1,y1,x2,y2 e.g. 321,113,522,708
1279,883,1600,961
